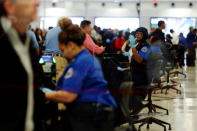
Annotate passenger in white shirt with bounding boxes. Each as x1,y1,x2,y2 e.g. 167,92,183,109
170,29,179,45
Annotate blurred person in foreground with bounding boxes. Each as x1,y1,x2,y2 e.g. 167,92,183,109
0,0,46,131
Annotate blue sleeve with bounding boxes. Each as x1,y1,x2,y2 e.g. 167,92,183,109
61,64,89,94
28,31,39,48
139,46,151,60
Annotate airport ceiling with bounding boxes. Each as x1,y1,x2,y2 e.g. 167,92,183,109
42,0,195,2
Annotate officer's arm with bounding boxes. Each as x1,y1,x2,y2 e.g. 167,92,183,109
124,67,131,71
45,63,89,103
132,47,143,63
45,90,78,103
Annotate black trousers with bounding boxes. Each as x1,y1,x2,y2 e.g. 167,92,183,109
64,103,115,131
187,48,196,66
177,46,185,67
172,45,178,50
188,48,196,60
129,85,148,114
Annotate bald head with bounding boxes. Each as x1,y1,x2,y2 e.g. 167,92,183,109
0,0,40,34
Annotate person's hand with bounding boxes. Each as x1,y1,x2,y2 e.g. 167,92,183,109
101,46,106,50
122,52,130,56
106,39,111,44
129,35,136,48
41,88,56,93
117,67,125,71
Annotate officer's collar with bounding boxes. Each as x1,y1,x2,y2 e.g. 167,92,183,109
70,49,87,63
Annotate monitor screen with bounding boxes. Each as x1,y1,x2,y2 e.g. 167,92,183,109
42,56,53,63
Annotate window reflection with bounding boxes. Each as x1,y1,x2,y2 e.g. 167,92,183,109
95,17,140,31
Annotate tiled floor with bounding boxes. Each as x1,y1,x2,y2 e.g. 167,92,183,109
116,59,197,131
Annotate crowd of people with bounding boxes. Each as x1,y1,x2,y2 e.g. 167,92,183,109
29,21,197,66
91,21,197,67
29,19,197,68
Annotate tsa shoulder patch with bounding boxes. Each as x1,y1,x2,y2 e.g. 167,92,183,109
139,46,151,59
64,68,74,79
141,47,148,53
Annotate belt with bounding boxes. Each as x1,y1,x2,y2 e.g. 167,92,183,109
67,102,115,114
91,103,114,112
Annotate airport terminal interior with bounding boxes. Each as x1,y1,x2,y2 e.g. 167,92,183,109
1,0,197,131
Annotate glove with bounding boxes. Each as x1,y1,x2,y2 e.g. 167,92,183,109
117,67,124,72
129,35,136,48
122,52,130,56
41,88,56,93
106,39,111,44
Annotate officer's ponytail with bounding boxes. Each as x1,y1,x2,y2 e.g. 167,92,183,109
58,17,85,46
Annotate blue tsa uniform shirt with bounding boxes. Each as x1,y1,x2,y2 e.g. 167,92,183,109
131,42,151,86
57,49,117,108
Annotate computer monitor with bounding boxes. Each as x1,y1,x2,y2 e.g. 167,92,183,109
39,56,56,73
42,56,53,63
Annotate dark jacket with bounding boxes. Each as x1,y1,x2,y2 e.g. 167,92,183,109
179,36,188,49
187,32,196,49
153,29,165,42
0,21,45,131
131,41,151,86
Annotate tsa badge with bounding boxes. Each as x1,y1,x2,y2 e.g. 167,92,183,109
141,47,148,53
64,68,73,79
